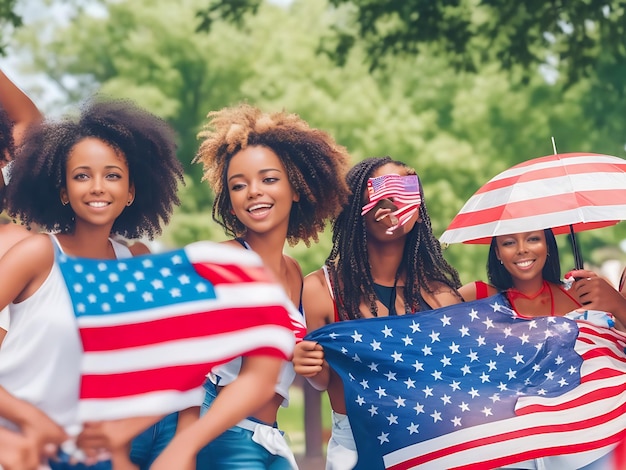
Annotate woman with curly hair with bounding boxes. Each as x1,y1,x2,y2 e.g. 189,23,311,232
293,156,463,469
149,103,351,470
0,98,184,469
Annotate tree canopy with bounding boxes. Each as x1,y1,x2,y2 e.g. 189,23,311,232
198,0,626,87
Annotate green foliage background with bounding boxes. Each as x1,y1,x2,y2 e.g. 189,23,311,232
7,0,626,284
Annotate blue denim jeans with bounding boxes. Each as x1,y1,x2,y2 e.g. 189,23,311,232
49,455,111,470
195,380,293,470
129,412,179,470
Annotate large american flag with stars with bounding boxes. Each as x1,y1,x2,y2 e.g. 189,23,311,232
307,294,626,469
57,241,304,422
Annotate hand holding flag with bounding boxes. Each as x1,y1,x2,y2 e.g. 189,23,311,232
307,294,626,469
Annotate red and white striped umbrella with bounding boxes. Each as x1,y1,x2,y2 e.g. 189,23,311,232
440,152,626,266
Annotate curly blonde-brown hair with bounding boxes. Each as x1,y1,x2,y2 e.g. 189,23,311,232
195,104,351,246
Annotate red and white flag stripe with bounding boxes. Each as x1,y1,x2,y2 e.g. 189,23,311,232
70,241,303,422
382,322,626,469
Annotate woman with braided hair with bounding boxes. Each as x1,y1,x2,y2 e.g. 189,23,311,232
293,156,463,469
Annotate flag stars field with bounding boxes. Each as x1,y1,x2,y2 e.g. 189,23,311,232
64,250,218,315
394,397,406,408
305,295,620,468
384,371,397,381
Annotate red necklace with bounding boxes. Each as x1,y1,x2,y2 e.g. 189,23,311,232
507,280,554,317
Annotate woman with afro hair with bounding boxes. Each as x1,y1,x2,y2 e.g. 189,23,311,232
293,157,463,469
0,98,184,469
149,103,351,470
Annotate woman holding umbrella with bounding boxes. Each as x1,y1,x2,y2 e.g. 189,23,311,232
441,151,626,468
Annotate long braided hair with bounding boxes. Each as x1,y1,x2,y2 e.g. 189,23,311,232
327,157,461,320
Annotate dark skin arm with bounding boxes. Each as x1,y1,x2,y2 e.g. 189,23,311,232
0,69,42,147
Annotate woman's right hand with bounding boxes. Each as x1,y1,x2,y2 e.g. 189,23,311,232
293,340,325,377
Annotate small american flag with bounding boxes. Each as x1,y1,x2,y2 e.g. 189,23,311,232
361,174,422,232
307,294,626,469
57,241,304,422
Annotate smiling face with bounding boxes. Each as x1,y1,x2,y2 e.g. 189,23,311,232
60,137,134,229
494,230,548,285
226,145,298,237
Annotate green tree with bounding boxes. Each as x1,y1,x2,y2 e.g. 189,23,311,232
11,0,626,281
199,0,626,86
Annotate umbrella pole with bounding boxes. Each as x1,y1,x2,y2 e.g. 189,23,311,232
569,225,584,270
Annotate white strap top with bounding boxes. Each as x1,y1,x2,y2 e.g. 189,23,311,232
0,234,132,434
0,307,8,331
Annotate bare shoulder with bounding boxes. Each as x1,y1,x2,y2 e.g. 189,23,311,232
425,281,463,309
303,269,328,293
303,268,334,331
0,224,33,257
5,233,54,260
128,241,151,256
458,282,477,302
0,233,54,303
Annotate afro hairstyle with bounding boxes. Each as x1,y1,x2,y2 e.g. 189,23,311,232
6,98,184,239
195,103,351,246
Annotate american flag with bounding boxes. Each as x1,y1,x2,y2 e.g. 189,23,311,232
307,294,626,469
57,241,304,422
361,174,422,232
